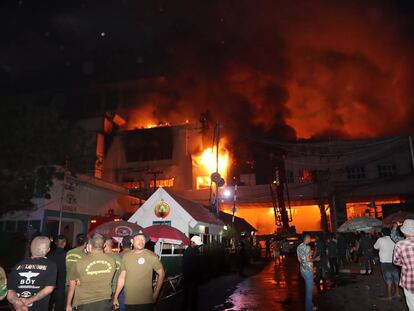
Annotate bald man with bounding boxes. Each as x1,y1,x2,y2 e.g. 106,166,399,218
7,236,57,311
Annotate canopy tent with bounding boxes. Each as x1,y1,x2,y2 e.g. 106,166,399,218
338,216,382,232
145,225,190,246
382,211,414,227
88,220,142,243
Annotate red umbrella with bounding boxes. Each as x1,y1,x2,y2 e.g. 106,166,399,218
382,211,414,227
144,225,190,246
89,220,142,241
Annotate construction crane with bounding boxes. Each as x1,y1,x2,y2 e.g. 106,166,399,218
269,157,293,231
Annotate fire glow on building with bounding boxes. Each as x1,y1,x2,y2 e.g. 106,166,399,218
100,104,414,236
193,146,231,190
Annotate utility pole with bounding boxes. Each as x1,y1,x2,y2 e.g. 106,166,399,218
409,136,414,172
58,158,69,235
209,122,221,211
146,170,163,192
232,178,238,223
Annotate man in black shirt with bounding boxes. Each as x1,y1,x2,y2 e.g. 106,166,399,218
48,235,67,311
7,236,57,311
182,236,203,311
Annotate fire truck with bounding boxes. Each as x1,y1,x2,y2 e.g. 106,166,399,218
87,209,124,234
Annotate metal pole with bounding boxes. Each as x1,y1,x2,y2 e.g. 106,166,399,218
331,192,338,233
209,127,217,207
215,122,221,215
409,136,414,172
232,183,238,223
58,159,68,235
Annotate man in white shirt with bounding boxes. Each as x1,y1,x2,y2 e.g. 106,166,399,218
374,227,400,300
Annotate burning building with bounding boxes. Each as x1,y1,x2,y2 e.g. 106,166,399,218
94,112,414,235
101,120,230,195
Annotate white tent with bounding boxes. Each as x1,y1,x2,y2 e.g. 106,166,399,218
128,187,225,242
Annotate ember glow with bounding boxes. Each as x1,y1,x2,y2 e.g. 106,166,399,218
193,146,231,190
122,103,189,130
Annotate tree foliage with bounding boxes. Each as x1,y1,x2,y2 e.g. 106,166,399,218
0,103,94,216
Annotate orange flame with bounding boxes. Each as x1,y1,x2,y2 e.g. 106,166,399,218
194,145,231,190
199,147,230,176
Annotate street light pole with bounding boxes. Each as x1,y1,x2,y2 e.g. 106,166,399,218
58,159,69,235
232,183,238,223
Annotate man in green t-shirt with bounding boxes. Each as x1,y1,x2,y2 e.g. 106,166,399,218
66,233,116,311
0,265,6,301
65,233,87,285
103,237,122,293
113,230,165,311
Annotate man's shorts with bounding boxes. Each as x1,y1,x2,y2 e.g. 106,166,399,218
76,299,112,311
125,304,153,311
380,262,400,284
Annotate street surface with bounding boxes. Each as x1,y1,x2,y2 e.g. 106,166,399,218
159,255,408,311
215,257,408,311
214,257,304,310
0,255,406,311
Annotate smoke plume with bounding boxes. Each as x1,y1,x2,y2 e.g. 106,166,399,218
122,0,414,142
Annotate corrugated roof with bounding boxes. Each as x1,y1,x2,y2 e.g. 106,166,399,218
219,211,257,233
167,191,224,226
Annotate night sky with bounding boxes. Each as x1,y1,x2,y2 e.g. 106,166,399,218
1,0,414,141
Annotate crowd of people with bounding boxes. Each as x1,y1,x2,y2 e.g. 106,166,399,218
1,229,206,311
3,219,414,311
2,230,160,311
296,219,414,311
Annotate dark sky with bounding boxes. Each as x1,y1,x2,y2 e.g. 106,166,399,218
0,1,169,90
1,0,414,140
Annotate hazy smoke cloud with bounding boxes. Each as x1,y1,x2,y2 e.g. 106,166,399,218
123,0,414,141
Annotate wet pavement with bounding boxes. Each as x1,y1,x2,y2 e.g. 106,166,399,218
214,257,305,310
158,256,408,311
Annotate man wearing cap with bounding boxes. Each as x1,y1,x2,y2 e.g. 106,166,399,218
66,233,116,311
182,235,203,311
103,237,122,294
113,230,165,311
394,219,414,310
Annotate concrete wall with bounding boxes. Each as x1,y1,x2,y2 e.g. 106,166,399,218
1,174,139,245
103,123,203,191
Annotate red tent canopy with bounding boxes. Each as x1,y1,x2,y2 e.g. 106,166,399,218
89,220,142,240
144,225,190,246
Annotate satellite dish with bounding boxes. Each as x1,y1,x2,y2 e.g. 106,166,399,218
217,178,225,187
211,172,221,183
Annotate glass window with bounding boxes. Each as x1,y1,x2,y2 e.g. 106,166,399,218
29,220,41,232
150,178,174,188
196,176,210,190
299,169,314,183
17,221,28,233
347,167,366,180
286,171,294,184
202,234,208,245
378,164,396,178
123,180,145,189
5,221,16,232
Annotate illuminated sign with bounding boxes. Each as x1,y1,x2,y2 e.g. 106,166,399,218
154,200,171,218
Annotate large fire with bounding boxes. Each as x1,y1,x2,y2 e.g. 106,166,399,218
193,146,231,190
